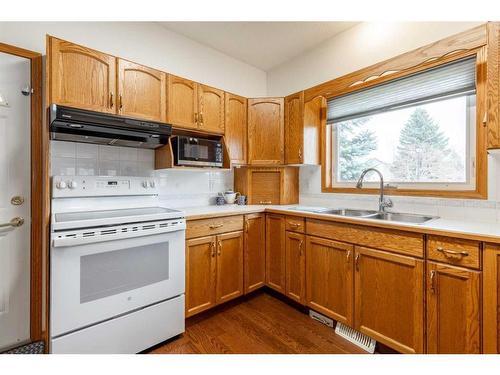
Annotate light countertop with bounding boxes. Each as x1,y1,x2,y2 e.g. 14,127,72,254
178,204,500,244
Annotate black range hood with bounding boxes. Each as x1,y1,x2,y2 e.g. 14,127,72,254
49,104,172,149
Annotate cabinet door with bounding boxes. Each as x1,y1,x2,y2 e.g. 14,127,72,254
285,231,305,304
248,98,284,165
427,262,481,353
306,236,353,325
48,37,116,113
249,170,281,205
167,75,198,130
354,246,424,354
198,84,225,134
216,231,244,304
484,245,500,353
117,59,166,122
285,91,304,164
185,236,216,317
225,93,247,165
244,213,266,293
265,214,286,293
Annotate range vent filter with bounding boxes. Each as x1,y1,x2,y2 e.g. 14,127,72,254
335,322,376,353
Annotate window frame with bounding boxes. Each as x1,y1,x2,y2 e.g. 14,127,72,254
320,48,488,199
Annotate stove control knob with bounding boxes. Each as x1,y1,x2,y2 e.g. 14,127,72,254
142,181,149,188
68,180,78,189
149,180,156,188
56,181,67,189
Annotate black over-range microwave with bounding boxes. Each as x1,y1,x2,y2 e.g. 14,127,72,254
171,136,223,167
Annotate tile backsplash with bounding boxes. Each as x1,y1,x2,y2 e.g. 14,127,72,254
50,140,234,207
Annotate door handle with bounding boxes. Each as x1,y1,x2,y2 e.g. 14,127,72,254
430,270,436,293
346,250,351,263
109,92,114,108
355,253,360,271
210,242,216,257
245,220,249,233
299,240,304,256
119,94,123,109
0,217,24,228
436,246,469,258
217,240,222,256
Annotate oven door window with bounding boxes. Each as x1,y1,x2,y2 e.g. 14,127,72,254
80,242,169,303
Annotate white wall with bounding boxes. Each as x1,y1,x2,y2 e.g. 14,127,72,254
267,22,483,96
0,22,267,97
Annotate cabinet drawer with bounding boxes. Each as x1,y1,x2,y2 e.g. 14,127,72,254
306,219,424,258
285,216,305,233
427,236,480,269
186,215,244,239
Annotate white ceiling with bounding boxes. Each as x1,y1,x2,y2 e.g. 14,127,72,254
158,22,358,71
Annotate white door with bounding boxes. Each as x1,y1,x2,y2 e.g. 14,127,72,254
0,52,31,351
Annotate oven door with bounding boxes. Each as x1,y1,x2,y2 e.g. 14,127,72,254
50,227,185,337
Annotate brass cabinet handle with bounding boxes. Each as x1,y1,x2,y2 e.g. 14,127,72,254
355,253,360,271
245,220,249,233
194,112,199,124
298,148,302,160
119,94,123,109
436,246,469,257
430,270,436,293
210,242,216,257
346,250,351,263
217,240,222,256
109,92,114,108
259,201,272,204
209,224,223,229
289,223,301,228
199,112,204,126
299,240,304,256
0,217,24,228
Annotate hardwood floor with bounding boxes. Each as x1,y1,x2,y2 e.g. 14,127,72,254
148,291,366,354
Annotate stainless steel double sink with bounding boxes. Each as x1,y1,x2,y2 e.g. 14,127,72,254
290,206,437,224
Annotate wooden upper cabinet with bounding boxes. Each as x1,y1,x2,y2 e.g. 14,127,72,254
285,91,304,164
247,98,284,165
427,262,481,353
244,213,266,293
285,231,306,304
306,236,354,326
167,75,198,130
484,244,500,353
487,22,500,149
48,36,116,113
354,246,424,354
216,231,244,304
225,93,247,165
117,59,166,122
284,91,324,165
198,84,225,134
185,235,217,317
265,214,286,293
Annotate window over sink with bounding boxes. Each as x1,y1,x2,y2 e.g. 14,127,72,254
323,54,487,198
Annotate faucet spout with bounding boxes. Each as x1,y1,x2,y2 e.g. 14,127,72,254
356,168,393,213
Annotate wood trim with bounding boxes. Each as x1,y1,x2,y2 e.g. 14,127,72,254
0,43,45,345
487,22,500,149
305,24,487,101
483,244,500,353
321,46,488,199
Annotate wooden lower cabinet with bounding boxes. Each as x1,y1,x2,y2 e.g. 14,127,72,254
306,236,354,326
426,261,481,353
216,231,244,304
185,235,217,317
484,244,500,353
244,213,266,293
354,246,424,354
186,231,244,317
285,231,305,304
265,214,286,293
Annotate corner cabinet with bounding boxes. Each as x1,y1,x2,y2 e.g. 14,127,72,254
265,214,286,293
47,36,116,113
117,59,167,122
247,98,284,165
225,93,248,165
285,92,324,165
354,246,424,354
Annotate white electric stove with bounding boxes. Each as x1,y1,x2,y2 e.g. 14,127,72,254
50,175,186,354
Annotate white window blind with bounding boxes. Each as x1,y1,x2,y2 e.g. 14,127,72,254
327,57,476,124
